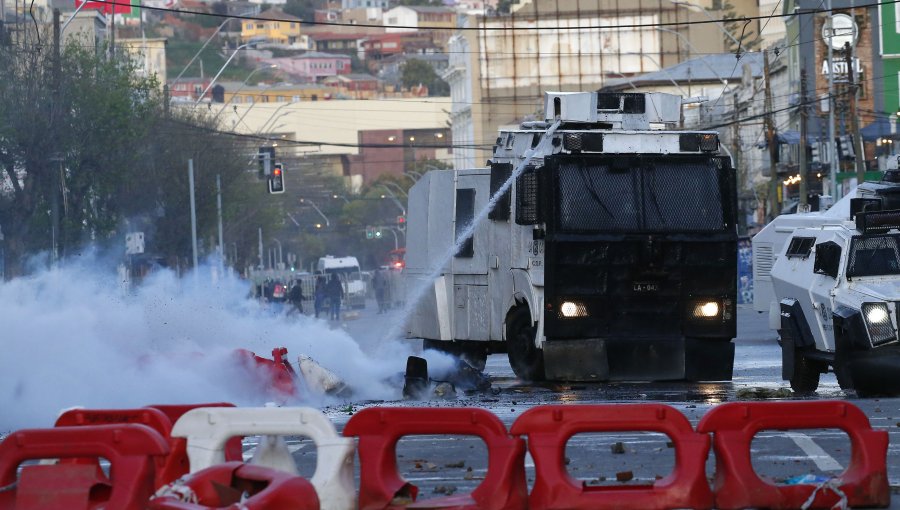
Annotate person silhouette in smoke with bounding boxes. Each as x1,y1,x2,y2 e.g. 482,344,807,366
288,281,304,315
325,274,344,321
314,275,327,318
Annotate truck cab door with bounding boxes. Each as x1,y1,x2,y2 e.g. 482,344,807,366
450,173,491,340
810,236,843,351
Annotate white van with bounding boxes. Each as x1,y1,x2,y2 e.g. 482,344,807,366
317,255,366,309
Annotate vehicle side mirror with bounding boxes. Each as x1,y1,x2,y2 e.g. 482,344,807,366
814,241,841,279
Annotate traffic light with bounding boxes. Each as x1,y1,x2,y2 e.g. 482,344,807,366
268,163,285,194
838,135,855,161
397,215,406,232
374,228,383,239
810,142,820,165
258,146,275,178
365,226,374,239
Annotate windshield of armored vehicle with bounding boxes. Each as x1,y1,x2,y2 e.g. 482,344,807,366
556,160,724,233
847,235,900,278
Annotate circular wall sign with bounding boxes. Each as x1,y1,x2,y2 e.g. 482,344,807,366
822,13,858,50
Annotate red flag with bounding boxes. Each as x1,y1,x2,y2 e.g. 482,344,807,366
74,0,132,15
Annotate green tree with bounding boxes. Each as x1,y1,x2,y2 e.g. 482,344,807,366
401,58,449,96
283,0,320,22
0,33,261,277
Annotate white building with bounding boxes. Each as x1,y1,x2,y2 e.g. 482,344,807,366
443,31,475,169
341,0,388,8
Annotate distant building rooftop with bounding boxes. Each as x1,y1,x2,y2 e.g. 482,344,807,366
602,53,764,90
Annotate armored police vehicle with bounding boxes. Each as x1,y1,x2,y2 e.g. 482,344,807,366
405,91,738,382
753,168,900,394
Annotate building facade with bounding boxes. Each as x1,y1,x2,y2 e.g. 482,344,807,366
240,9,302,44
348,128,452,184
784,0,883,197
444,0,739,169
384,5,455,51
267,52,352,82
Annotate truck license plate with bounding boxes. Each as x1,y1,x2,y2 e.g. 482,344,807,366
633,282,659,292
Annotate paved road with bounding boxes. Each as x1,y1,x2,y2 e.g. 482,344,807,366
282,300,900,504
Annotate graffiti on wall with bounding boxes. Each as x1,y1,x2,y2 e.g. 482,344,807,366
738,237,753,304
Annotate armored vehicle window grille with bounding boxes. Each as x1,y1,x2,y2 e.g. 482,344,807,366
643,163,723,231
489,163,512,221
755,245,774,278
557,162,640,231
596,93,645,113
847,235,900,278
455,188,475,258
516,167,542,225
555,160,724,233
786,237,815,259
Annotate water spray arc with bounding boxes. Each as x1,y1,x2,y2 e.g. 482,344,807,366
383,119,563,343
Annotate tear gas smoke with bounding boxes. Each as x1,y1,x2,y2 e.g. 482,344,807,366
0,252,408,431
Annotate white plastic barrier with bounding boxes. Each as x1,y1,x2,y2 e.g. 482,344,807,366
171,407,355,510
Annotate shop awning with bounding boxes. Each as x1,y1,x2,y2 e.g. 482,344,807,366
860,117,895,142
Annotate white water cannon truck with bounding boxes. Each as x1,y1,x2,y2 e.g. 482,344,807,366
753,166,900,394
406,91,738,382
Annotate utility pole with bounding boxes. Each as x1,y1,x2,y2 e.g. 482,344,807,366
51,9,61,266
799,68,809,209
764,52,779,220
258,228,264,270
731,94,745,232
216,174,224,270
826,0,838,197
188,159,198,269
845,42,865,185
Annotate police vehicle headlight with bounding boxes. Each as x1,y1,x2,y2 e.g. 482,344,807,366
559,301,588,318
862,302,896,346
692,301,720,319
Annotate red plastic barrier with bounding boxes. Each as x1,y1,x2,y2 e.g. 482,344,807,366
148,461,319,510
233,347,299,401
0,424,169,510
342,407,527,510
56,407,185,489
696,401,889,510
55,404,243,490
509,404,713,510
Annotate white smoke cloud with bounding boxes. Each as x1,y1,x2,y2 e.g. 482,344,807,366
0,252,407,432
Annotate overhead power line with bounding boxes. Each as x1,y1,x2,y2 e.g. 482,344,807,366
75,0,898,33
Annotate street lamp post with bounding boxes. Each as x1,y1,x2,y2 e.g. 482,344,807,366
193,42,252,107
172,11,257,84
379,185,407,216
271,237,282,268
380,181,408,198
211,64,277,124
300,198,330,227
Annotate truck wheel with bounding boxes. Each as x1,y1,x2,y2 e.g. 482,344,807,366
506,307,545,382
790,351,820,393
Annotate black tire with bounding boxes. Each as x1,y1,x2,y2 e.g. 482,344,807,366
506,306,545,382
790,351,821,393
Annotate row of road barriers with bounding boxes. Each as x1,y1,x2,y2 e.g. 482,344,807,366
0,401,889,510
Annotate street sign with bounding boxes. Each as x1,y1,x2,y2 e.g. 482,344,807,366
125,232,144,255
